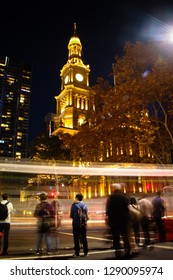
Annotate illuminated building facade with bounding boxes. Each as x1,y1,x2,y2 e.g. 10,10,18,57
52,24,95,136
0,56,32,159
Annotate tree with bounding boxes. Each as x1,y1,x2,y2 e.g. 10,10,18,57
113,41,173,163
61,77,155,163
28,135,71,161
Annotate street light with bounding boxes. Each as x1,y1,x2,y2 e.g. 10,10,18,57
167,30,173,42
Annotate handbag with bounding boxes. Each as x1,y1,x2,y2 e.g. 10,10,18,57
129,204,141,222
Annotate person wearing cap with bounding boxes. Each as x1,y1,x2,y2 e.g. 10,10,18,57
34,192,55,255
105,183,131,259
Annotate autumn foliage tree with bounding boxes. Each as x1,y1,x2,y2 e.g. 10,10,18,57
113,41,173,163
61,76,155,163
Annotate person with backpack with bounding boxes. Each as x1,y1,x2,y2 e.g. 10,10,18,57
70,193,89,257
0,193,13,256
34,192,55,255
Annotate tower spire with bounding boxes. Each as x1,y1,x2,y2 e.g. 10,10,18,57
74,23,77,35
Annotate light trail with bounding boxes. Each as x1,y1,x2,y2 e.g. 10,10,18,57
0,160,173,177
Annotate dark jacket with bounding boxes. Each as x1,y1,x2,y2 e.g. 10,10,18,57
152,196,166,219
34,201,55,218
34,201,55,233
106,190,130,228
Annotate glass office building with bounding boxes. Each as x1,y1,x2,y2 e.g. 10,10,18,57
0,56,32,159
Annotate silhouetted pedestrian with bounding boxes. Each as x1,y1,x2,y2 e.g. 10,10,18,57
138,195,153,246
129,196,141,247
106,183,131,259
70,193,89,257
50,199,62,252
152,191,166,242
34,192,55,255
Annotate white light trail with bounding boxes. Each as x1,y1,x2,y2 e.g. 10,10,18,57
0,161,173,177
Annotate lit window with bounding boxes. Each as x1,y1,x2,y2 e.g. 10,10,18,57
20,95,25,104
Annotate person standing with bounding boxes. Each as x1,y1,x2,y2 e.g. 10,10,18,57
129,196,141,247
34,192,55,255
50,199,62,253
70,193,89,257
152,191,166,242
0,193,13,256
138,195,153,246
105,183,131,259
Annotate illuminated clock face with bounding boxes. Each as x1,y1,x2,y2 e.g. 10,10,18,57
64,75,69,84
75,73,83,82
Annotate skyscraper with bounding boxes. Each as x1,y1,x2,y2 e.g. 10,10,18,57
0,56,32,159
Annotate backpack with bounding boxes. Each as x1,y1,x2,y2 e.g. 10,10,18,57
0,202,9,220
76,204,88,227
36,205,52,233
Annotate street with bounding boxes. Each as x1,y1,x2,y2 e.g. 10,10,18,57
0,219,173,260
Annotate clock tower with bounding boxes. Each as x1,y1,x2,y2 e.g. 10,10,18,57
52,24,95,136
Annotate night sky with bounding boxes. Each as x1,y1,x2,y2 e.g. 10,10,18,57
1,1,173,142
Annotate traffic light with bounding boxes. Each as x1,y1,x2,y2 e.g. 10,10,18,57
51,191,55,198
146,183,151,191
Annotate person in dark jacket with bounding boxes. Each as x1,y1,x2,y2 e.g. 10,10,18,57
34,192,55,255
106,183,131,259
70,193,89,257
152,191,166,242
